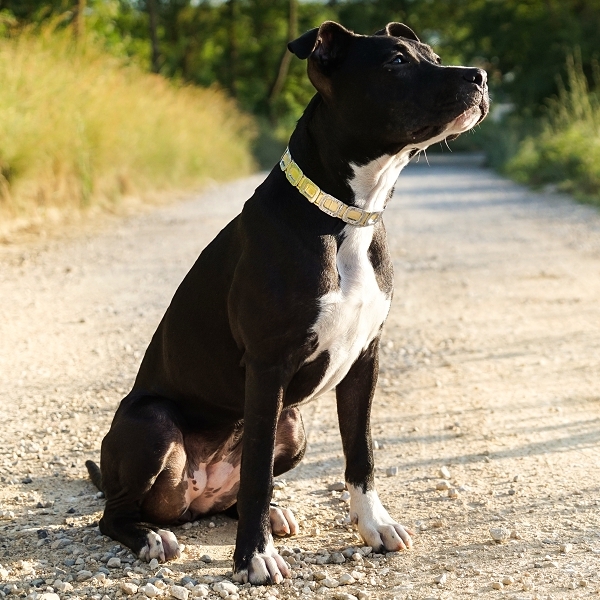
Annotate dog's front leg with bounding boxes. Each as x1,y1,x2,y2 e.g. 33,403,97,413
233,362,291,585
336,338,413,552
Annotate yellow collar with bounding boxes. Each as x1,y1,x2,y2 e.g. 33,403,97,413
279,148,383,227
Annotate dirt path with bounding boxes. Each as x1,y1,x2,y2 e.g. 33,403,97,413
1,159,600,600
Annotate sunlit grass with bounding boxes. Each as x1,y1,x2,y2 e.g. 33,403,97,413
506,52,600,204
0,27,256,231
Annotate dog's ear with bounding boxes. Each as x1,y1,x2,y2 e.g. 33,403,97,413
374,22,420,43
288,21,354,69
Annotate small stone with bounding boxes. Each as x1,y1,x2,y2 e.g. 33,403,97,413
200,554,212,563
560,543,573,554
434,573,447,585
76,570,93,582
333,593,358,600
508,488,516,495
448,488,459,499
215,582,238,595
322,578,339,588
489,528,510,542
439,466,451,479
169,584,190,600
357,592,369,600
436,480,451,491
502,576,515,585
359,546,372,556
373,440,379,450
149,558,160,569
107,557,121,568
191,584,209,597
208,522,215,528
273,480,286,490
53,581,73,592
351,552,363,562
492,581,503,590
120,582,138,595
39,595,60,600
329,552,345,564
140,583,160,598
22,477,33,484
313,571,327,581
521,577,534,591
328,482,346,492
385,467,398,477
338,574,355,585
339,490,351,502
510,530,521,540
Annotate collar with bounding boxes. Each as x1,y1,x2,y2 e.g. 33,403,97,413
279,148,383,227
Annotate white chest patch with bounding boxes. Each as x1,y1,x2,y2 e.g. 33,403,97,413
305,225,390,399
303,150,419,399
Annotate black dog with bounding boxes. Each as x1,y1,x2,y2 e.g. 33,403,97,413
86,21,488,585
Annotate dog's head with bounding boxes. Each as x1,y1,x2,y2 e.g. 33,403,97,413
289,21,489,154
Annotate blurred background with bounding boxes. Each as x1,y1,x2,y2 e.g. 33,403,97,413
1,0,599,231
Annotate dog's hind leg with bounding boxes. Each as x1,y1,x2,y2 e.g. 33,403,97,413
95,396,188,562
269,407,306,537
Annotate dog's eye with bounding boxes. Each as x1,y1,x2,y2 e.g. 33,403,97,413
435,56,442,65
390,56,405,65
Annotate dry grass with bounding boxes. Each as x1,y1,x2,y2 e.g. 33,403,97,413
0,28,256,235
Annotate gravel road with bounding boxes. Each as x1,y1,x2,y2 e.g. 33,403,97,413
1,158,600,600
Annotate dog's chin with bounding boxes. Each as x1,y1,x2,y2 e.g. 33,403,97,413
444,105,482,139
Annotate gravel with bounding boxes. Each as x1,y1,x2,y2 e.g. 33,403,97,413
1,164,600,599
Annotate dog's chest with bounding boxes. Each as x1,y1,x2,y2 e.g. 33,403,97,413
305,226,390,399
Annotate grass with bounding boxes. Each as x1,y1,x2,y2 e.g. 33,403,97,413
505,52,600,205
0,27,256,234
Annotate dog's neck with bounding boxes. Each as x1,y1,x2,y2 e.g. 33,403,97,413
288,95,414,213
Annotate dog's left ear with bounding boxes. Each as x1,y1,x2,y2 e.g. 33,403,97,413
374,22,420,43
288,21,354,70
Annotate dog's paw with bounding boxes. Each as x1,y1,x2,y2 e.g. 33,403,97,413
232,539,290,585
269,505,299,537
139,529,181,562
348,484,413,552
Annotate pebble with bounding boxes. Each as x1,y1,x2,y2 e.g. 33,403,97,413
436,480,451,490
273,480,286,490
521,577,534,591
492,581,504,590
434,573,447,585
448,488,459,499
76,570,93,581
200,554,212,563
139,583,160,598
322,577,340,588
329,552,345,564
489,527,510,542
120,582,139,595
214,582,238,595
169,584,190,600
39,595,60,600
328,482,346,492
385,467,398,477
352,553,363,562
502,576,515,585
339,490,351,502
439,466,451,479
192,584,210,597
149,558,160,569
53,580,73,592
560,543,573,553
106,557,121,568
338,573,355,585
333,593,358,600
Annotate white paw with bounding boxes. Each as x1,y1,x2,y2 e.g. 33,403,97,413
347,484,413,551
269,505,299,537
232,537,290,585
138,529,181,563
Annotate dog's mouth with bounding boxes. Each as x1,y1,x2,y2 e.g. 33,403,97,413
444,99,488,141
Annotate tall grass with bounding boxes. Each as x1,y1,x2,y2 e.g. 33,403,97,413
506,52,600,203
0,28,256,231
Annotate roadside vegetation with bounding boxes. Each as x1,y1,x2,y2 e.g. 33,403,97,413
0,26,254,232
505,55,600,205
1,0,600,231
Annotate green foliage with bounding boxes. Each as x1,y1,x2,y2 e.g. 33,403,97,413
506,53,600,203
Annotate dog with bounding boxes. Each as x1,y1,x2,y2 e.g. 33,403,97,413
86,20,488,585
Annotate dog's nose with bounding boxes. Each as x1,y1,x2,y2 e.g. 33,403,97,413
463,68,487,87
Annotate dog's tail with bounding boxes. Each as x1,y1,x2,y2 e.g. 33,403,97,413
85,460,104,493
